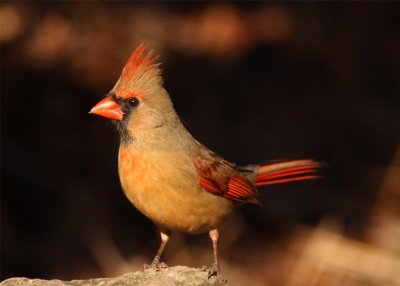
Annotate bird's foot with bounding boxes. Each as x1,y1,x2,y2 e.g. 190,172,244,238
207,263,221,279
157,261,168,269
143,258,168,271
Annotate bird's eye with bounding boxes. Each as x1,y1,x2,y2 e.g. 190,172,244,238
128,97,139,107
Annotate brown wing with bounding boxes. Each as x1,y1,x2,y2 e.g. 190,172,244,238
192,154,260,205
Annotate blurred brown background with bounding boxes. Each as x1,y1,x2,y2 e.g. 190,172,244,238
1,2,399,285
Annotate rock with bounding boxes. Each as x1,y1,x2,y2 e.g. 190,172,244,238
1,266,229,286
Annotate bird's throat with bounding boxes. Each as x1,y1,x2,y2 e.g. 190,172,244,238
114,119,134,145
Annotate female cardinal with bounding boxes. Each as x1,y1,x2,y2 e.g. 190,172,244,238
90,43,320,277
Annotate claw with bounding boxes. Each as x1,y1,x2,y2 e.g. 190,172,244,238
208,263,221,279
143,259,168,271
142,263,152,270
151,257,160,268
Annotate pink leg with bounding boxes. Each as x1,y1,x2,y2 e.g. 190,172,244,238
151,229,171,267
208,229,221,278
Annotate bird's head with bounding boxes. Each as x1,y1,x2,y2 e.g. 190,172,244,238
90,44,176,144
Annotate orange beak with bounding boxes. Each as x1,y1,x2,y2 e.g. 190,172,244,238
89,97,124,121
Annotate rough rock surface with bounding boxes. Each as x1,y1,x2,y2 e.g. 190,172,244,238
1,266,230,286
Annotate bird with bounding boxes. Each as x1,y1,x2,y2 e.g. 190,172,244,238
89,43,320,277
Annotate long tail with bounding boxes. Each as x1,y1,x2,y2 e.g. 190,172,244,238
255,159,321,187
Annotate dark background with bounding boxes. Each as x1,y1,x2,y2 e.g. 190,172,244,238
1,2,399,284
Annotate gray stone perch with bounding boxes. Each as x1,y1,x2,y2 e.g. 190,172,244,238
1,266,229,286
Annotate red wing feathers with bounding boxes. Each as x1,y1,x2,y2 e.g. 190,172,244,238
255,160,321,186
193,155,320,205
192,157,260,205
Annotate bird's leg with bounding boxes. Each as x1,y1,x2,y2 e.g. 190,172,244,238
208,229,221,278
150,228,171,269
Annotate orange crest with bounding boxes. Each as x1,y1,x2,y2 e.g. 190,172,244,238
121,43,159,79
116,43,160,98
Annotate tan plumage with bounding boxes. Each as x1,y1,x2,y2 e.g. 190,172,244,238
118,144,235,235
90,43,320,277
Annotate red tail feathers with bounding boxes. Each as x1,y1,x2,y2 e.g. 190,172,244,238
255,160,321,187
